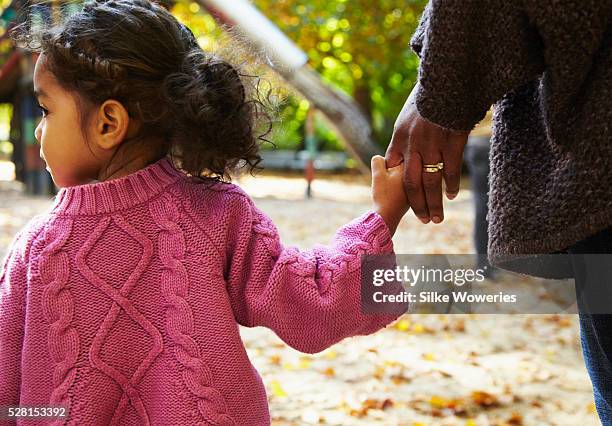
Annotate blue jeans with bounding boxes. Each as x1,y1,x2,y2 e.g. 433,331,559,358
568,226,612,425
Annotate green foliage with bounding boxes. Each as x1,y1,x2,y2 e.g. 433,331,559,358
252,0,427,151
175,0,427,152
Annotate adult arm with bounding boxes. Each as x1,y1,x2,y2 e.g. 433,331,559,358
387,0,545,223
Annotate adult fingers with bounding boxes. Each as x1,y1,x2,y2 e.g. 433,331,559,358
404,151,429,224
442,132,468,200
420,149,444,223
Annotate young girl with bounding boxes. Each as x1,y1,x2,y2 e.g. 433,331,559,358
0,0,409,424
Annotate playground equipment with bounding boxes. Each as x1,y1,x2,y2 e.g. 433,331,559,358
0,0,379,195
201,0,380,175
0,1,82,195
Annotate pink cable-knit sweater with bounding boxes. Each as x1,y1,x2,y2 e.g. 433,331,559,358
0,155,406,425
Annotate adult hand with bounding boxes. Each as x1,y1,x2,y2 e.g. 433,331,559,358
385,82,469,224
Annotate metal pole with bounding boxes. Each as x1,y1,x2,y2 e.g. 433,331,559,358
199,0,379,175
304,108,316,199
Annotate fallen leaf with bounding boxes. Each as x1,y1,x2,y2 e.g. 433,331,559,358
268,355,281,366
422,353,436,361
396,318,411,331
507,412,523,425
270,380,287,398
471,391,500,408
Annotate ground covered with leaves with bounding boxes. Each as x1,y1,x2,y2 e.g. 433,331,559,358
0,170,599,425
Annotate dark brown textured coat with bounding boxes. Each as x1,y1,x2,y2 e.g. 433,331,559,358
410,0,612,278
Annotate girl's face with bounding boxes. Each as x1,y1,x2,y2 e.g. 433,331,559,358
33,53,107,188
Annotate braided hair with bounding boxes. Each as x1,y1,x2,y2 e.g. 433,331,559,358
12,0,273,181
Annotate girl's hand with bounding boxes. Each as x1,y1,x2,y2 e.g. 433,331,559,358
371,155,410,236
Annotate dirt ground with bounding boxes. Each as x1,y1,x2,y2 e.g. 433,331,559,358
0,169,600,426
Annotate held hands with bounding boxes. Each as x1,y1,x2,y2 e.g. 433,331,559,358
385,82,469,224
371,155,410,236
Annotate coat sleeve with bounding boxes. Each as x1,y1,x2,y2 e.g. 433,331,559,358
409,0,546,132
224,196,408,354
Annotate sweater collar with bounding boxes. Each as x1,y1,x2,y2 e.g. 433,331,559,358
50,155,184,215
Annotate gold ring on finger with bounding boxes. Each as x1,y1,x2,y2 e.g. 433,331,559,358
423,162,444,173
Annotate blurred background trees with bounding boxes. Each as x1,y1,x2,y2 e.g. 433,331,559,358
171,0,427,152
0,0,426,186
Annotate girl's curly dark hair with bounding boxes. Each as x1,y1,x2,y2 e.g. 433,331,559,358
12,0,274,181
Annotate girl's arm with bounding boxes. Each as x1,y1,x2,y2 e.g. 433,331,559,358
0,217,45,409
225,157,409,354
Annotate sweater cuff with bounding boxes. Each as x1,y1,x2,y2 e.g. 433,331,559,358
351,210,394,255
414,80,485,134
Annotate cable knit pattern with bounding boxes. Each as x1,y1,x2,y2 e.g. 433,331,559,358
39,217,80,424
75,214,161,425
0,155,407,425
150,193,235,426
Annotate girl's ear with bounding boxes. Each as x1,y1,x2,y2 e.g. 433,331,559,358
93,99,131,151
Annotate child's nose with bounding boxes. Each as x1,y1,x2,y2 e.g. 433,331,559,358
34,121,42,144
